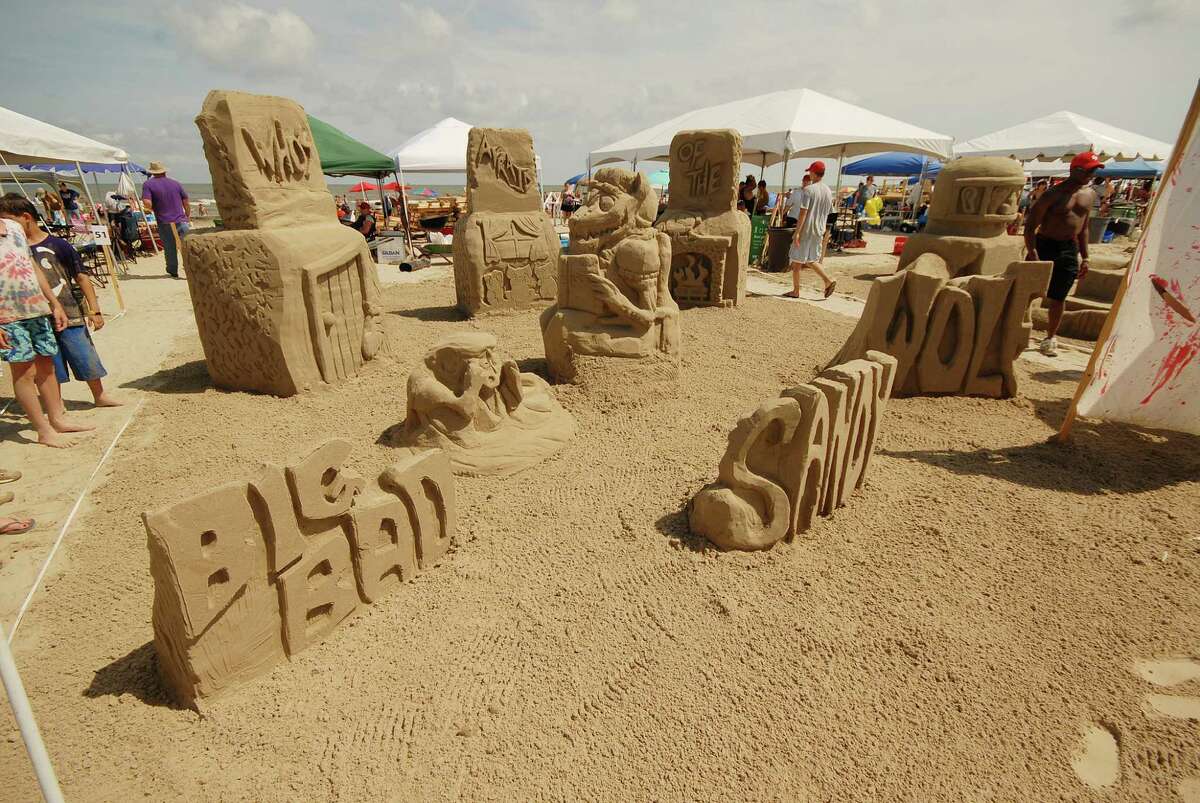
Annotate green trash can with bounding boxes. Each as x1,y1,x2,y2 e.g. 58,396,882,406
749,214,769,265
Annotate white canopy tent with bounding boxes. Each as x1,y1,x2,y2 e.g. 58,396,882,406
588,88,955,169
956,110,1172,162
388,116,473,173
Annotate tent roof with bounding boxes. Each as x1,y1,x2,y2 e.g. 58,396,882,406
843,152,942,177
1024,156,1165,179
308,114,394,178
388,117,473,173
1,168,86,193
588,87,954,168
956,110,1172,162
0,105,127,165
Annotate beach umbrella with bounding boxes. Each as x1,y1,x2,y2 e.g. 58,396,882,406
418,187,438,197
347,180,378,202
381,181,413,191
565,172,587,185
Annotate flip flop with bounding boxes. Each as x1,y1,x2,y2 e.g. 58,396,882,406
0,491,13,506
0,517,34,535
781,290,801,298
823,281,838,299
0,469,20,484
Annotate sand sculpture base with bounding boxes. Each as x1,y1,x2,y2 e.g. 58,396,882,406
145,441,455,708
452,212,560,313
690,351,898,551
540,304,681,384
399,332,575,476
897,232,1024,276
830,254,1051,398
1031,259,1128,341
185,224,385,396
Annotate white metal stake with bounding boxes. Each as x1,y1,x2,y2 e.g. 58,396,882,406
0,621,66,803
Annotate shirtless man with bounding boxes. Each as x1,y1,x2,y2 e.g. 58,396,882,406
1024,151,1102,356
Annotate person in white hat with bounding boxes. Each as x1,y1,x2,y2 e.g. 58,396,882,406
140,160,190,278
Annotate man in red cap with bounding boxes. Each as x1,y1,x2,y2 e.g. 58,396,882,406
1023,150,1102,356
783,160,837,299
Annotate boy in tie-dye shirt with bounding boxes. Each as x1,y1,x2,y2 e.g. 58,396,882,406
0,216,92,447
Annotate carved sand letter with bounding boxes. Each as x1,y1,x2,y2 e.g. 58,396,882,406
452,128,559,314
144,441,458,708
915,283,976,393
689,351,899,552
655,130,751,307
184,90,386,396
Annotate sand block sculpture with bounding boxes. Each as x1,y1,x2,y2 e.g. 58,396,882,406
690,351,898,551
145,441,455,708
452,128,560,314
897,157,1026,277
540,167,681,383
399,332,575,476
183,90,385,396
654,130,751,307
829,255,1051,398
1032,257,1128,341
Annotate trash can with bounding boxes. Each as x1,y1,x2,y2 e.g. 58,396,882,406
766,227,794,272
1088,216,1111,244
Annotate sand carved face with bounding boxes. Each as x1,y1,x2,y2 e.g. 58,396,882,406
568,168,658,252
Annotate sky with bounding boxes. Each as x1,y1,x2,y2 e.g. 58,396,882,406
3,0,1198,185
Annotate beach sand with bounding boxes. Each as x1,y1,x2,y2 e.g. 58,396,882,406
0,250,1197,801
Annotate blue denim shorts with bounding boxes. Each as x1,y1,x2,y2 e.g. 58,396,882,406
0,316,58,363
53,324,107,382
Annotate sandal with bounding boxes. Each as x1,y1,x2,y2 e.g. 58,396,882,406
781,290,801,298
0,517,34,535
0,469,20,484
823,281,838,299
0,491,12,506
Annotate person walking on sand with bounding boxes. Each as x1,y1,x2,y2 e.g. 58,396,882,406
0,215,93,448
141,160,190,278
0,195,122,408
783,160,836,300
1024,151,1102,357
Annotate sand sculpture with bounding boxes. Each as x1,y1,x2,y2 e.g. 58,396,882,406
829,254,1051,398
539,167,680,383
897,157,1026,277
690,351,899,551
654,130,751,307
183,90,386,396
399,331,575,476
1032,253,1128,340
145,441,454,708
452,128,560,314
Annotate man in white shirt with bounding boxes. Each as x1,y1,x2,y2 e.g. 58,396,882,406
782,174,812,226
783,161,837,299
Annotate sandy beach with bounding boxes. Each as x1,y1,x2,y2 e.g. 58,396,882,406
0,243,1196,801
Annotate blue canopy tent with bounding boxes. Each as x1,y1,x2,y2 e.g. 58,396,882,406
1099,157,1163,178
843,152,942,177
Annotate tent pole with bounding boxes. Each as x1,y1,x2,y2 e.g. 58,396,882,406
126,164,159,254
395,169,414,256
0,621,65,803
76,162,125,313
834,145,846,206
775,150,790,227
0,153,33,202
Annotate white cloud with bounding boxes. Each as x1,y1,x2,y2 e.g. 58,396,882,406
398,3,451,40
166,2,316,72
600,0,638,22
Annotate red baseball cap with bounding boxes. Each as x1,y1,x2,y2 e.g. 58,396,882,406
1070,151,1103,172
806,160,826,176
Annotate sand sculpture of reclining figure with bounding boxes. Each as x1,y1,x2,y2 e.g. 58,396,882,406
452,128,560,314
183,90,386,396
654,129,751,307
540,167,680,383
399,332,575,476
145,440,455,708
690,351,899,551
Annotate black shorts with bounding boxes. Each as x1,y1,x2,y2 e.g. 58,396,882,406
1037,236,1079,301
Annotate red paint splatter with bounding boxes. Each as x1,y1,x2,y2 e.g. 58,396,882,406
1141,330,1200,404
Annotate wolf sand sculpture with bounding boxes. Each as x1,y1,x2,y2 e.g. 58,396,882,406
400,332,575,476
184,90,385,396
690,352,899,552
540,167,680,383
654,129,751,307
145,441,455,708
452,128,559,314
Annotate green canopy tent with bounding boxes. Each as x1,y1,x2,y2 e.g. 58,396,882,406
307,114,412,252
